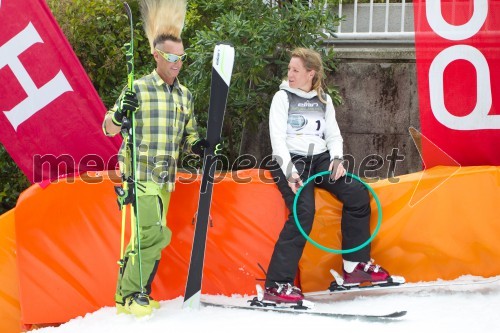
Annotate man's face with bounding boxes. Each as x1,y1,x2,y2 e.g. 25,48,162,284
154,40,185,85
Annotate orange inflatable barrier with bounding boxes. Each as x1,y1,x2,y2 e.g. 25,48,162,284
299,166,500,292
0,209,21,333
3,166,499,329
14,169,287,327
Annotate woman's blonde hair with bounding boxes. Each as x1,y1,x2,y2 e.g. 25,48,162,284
290,47,327,103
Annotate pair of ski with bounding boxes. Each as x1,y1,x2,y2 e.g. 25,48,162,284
201,275,500,320
115,2,145,297
202,283,407,321
201,274,408,320
201,300,406,321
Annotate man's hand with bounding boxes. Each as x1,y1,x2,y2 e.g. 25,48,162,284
112,90,139,125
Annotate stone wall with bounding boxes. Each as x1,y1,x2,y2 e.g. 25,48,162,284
328,45,421,179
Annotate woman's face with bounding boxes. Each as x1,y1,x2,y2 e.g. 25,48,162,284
287,56,314,92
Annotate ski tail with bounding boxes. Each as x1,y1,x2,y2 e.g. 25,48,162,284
183,43,235,309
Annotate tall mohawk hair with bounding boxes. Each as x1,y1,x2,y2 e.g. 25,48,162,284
140,0,187,54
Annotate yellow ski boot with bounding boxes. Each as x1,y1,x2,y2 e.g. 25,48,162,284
116,293,152,317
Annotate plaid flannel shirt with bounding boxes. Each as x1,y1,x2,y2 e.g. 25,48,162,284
104,70,200,191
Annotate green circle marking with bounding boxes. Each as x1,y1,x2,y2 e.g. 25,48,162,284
292,171,382,254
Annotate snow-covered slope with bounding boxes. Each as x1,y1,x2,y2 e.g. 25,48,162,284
33,276,500,333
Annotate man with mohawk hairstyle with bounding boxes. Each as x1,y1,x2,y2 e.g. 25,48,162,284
103,0,209,317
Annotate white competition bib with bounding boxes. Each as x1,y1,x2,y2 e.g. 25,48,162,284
285,91,326,138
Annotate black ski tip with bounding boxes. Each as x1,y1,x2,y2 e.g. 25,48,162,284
123,2,132,18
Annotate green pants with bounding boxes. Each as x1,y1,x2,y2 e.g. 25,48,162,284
115,182,172,303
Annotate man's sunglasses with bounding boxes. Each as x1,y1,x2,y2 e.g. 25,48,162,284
156,49,187,63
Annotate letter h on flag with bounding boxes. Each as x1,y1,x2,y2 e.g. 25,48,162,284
0,0,120,183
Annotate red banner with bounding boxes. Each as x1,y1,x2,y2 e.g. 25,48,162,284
413,0,500,167
0,0,120,182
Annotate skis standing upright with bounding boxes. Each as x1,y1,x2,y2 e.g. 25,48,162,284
116,1,146,298
183,43,235,309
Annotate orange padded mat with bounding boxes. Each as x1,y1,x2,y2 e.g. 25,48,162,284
1,166,499,329
0,210,21,333
299,166,500,292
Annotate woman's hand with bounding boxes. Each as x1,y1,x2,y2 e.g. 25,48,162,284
329,158,346,181
287,172,303,194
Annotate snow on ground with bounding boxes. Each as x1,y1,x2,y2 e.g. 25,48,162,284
33,276,500,333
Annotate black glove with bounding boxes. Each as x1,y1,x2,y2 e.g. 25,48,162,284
112,90,139,125
192,138,210,157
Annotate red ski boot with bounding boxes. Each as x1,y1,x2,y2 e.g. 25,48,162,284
263,283,304,303
343,259,395,286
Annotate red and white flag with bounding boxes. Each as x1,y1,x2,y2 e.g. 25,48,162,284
413,0,500,167
0,0,120,183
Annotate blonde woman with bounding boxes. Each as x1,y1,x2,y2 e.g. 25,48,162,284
264,48,402,303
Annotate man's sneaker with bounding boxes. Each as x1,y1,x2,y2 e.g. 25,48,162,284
263,283,304,303
343,259,391,285
116,293,152,317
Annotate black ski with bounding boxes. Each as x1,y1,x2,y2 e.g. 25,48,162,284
183,43,235,309
114,2,147,296
200,299,407,321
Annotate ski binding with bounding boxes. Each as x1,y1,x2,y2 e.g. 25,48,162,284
250,284,315,309
328,268,406,292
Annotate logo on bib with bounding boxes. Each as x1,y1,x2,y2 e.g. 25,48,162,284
288,114,308,130
297,100,319,108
